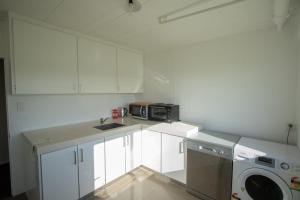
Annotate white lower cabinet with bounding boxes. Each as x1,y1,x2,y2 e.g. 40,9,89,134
161,134,186,184
105,133,126,183
41,146,79,200
126,130,142,172
142,130,162,172
78,139,105,198
40,128,186,200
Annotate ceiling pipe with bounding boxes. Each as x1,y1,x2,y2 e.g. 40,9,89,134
273,0,291,31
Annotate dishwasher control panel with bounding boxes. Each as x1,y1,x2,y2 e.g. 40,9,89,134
186,140,233,160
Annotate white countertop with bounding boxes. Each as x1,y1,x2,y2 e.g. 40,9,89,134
235,137,300,162
23,116,239,155
146,122,200,138
187,130,240,149
24,117,201,154
24,117,158,154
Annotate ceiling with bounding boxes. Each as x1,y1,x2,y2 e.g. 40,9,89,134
0,0,280,52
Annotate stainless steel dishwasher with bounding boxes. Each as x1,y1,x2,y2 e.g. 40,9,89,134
186,131,239,200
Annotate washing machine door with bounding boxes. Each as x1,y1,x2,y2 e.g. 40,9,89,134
238,168,293,200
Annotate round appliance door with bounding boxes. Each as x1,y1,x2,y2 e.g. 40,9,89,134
238,168,292,200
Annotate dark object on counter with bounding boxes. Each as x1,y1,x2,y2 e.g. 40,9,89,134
94,123,125,130
129,102,151,120
148,103,179,122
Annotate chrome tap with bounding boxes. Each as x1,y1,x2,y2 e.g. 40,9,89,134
100,117,109,124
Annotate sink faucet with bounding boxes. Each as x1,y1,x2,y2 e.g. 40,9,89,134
100,117,109,124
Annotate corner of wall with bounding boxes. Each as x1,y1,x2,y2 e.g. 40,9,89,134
296,7,300,149
297,24,300,150
298,41,300,149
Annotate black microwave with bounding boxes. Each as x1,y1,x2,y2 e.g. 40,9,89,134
129,102,150,120
148,103,179,122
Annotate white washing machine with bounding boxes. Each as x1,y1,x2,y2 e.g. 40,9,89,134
232,137,300,200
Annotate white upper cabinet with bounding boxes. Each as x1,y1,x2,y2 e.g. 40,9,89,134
10,15,143,94
12,19,78,94
78,38,118,93
117,48,143,93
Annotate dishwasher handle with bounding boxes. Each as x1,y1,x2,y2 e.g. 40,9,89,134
199,146,217,153
187,141,233,160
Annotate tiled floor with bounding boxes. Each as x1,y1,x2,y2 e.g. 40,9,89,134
85,167,199,200
6,167,199,200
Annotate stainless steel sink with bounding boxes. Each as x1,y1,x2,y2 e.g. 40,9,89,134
94,123,125,130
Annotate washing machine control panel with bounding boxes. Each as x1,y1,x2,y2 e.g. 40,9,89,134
280,162,290,170
255,156,275,168
277,162,300,174
235,150,300,174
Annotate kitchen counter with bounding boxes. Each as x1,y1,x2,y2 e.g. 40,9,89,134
24,117,202,155
23,117,160,154
187,130,240,149
23,116,239,155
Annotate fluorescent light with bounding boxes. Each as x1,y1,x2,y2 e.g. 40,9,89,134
158,0,246,24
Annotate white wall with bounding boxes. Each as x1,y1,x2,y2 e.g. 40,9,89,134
0,20,136,195
139,25,299,144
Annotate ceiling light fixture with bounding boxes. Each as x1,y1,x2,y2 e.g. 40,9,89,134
158,0,245,24
128,0,142,13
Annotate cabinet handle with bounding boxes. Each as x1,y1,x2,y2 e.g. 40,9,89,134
123,136,126,147
179,141,184,154
127,135,130,146
80,149,84,163
74,151,77,165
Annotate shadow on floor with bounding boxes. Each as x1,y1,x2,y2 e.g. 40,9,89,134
84,167,199,200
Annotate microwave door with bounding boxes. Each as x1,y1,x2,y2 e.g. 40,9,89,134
151,107,167,120
131,106,140,116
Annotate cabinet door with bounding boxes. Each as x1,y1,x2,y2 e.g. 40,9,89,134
78,38,118,93
12,19,78,94
117,48,143,93
141,130,161,172
162,134,186,184
78,139,105,198
126,130,142,172
41,146,79,200
105,133,126,183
